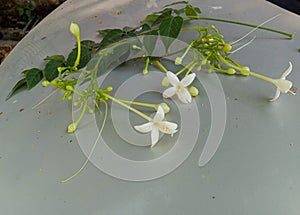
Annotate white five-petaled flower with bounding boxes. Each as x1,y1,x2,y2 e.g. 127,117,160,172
134,106,178,147
163,71,196,103
146,0,158,8
270,62,296,101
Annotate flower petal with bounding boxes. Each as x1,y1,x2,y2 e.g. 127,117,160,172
134,122,153,133
274,79,292,93
163,87,176,98
158,121,178,134
151,127,160,147
177,87,192,103
153,106,165,122
280,62,292,79
181,73,196,87
166,71,179,87
269,89,280,102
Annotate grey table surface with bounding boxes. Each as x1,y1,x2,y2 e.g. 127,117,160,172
0,0,299,214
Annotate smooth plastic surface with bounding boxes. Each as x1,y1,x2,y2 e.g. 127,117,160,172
0,0,299,214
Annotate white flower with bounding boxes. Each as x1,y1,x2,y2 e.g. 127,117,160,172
270,62,296,101
163,71,196,103
146,0,158,8
134,106,178,147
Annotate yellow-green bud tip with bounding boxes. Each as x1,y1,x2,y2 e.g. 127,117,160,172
69,23,80,38
143,68,148,75
57,67,65,73
224,43,232,54
240,66,250,76
226,68,236,75
106,86,113,92
132,45,141,50
159,103,170,114
42,81,50,87
67,123,77,133
175,57,182,65
188,86,199,97
66,85,74,91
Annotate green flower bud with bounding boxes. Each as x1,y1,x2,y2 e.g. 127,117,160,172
68,94,73,100
143,68,148,75
224,43,232,54
57,67,65,73
188,86,199,97
62,91,69,100
106,86,113,92
161,77,170,87
66,85,74,91
201,58,207,65
159,103,170,114
67,122,77,133
225,68,236,75
51,80,58,85
196,64,202,71
132,45,141,50
204,51,210,56
73,101,79,106
175,57,182,65
42,81,50,87
69,23,80,38
240,66,250,76
87,106,94,114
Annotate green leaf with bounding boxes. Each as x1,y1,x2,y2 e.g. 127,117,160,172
98,29,124,48
174,8,186,15
163,1,188,8
152,9,172,26
6,78,27,100
194,7,201,14
122,26,135,33
159,16,183,50
43,60,65,81
140,24,151,31
44,55,65,62
141,14,159,23
66,46,92,69
25,68,43,90
185,4,201,18
81,40,97,48
97,29,117,37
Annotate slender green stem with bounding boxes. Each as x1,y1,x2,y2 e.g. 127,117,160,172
185,62,197,76
143,57,150,74
185,16,293,38
176,61,194,76
74,102,88,126
249,71,274,83
180,41,194,60
103,93,152,121
218,54,241,71
116,98,157,109
211,66,227,73
155,60,168,73
74,34,81,68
